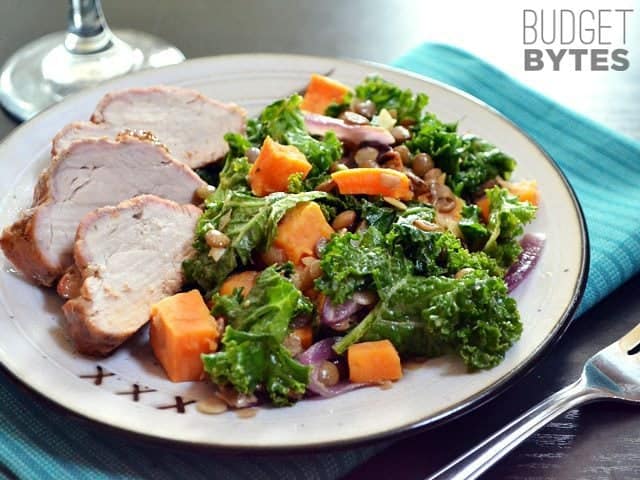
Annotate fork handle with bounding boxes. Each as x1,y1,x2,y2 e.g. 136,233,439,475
427,378,606,480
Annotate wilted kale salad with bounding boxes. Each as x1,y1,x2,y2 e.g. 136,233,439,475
182,74,540,407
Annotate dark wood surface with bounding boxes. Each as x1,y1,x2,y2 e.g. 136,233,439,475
1,1,639,479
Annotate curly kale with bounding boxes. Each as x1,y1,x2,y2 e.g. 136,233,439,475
211,266,312,335
354,75,429,124
202,328,309,406
458,186,537,268
202,266,312,406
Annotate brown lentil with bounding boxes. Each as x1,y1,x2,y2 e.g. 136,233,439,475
282,332,304,356
412,153,434,177
435,197,457,213
316,179,337,192
354,146,379,168
196,184,216,200
307,258,323,280
204,229,230,248
352,99,376,119
332,210,357,231
317,361,340,387
245,147,260,163
393,145,412,166
235,408,258,419
423,167,444,184
341,111,369,125
379,150,404,171
196,397,228,415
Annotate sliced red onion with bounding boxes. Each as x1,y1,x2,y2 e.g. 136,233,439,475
304,112,395,145
320,298,360,327
297,337,340,365
505,233,546,292
297,338,364,397
307,367,365,398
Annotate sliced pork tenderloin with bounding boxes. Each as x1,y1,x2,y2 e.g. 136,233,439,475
51,121,123,156
63,195,201,355
52,86,246,165
0,135,206,286
85,85,247,168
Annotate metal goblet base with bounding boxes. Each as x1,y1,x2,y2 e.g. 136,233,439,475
0,29,185,122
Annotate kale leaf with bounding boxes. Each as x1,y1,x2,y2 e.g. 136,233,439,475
354,75,429,124
203,266,312,406
315,227,412,305
211,266,312,338
459,204,490,252
483,186,537,267
391,223,503,278
202,328,309,406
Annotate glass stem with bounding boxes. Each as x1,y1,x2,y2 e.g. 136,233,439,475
64,0,113,54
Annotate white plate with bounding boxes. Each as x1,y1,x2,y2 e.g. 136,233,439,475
0,54,588,450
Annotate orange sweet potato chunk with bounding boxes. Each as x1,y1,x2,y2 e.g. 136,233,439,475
348,340,403,383
219,271,259,298
248,136,312,196
331,168,414,201
293,325,313,350
300,74,351,114
273,202,334,264
150,290,220,382
508,180,539,206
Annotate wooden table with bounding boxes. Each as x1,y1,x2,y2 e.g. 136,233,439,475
1,1,639,478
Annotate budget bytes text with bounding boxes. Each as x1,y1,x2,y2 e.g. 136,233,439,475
523,9,633,71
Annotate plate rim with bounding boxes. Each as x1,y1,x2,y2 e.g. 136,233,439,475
0,52,590,452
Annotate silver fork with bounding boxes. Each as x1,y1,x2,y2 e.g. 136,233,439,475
427,322,640,480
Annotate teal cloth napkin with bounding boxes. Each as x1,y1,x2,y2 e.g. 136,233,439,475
1,43,640,479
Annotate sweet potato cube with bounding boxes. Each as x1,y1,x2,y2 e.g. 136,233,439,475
273,202,334,264
219,270,259,298
508,180,539,206
331,168,414,201
248,136,312,196
150,290,220,382
348,340,403,383
301,74,351,114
